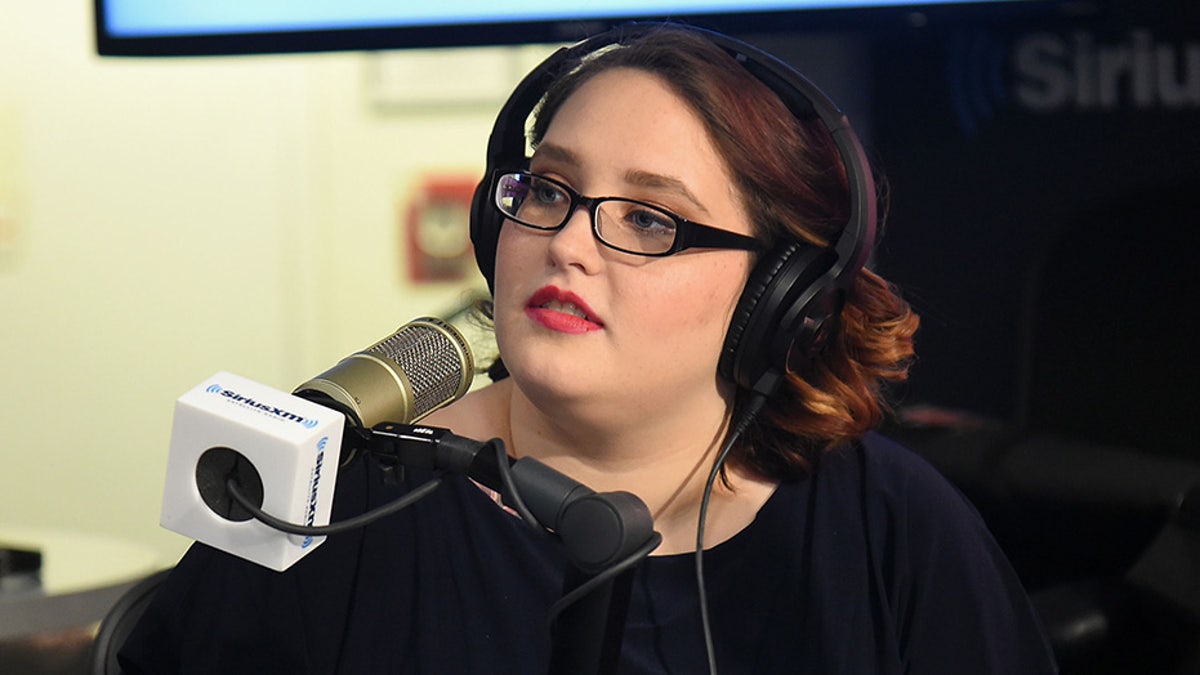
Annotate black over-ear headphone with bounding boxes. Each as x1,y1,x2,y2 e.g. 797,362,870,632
469,23,876,397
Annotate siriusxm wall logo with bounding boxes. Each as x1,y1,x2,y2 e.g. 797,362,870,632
205,383,320,429
948,28,1200,135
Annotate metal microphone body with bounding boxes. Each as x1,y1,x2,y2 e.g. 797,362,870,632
295,316,474,429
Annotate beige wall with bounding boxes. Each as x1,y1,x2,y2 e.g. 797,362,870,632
0,2,551,562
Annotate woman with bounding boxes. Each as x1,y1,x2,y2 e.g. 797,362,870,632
119,23,1056,674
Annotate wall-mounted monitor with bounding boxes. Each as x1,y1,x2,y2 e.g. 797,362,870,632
93,0,1046,56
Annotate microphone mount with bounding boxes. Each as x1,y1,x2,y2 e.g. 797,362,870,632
365,422,659,572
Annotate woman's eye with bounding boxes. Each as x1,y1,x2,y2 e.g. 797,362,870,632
628,208,676,234
530,181,565,205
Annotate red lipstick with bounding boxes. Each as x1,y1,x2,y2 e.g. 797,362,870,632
525,285,604,334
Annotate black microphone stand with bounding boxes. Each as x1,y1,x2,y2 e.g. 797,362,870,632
551,564,638,675
365,423,660,675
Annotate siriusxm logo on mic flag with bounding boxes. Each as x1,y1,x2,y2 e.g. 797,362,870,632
204,382,321,428
161,371,345,571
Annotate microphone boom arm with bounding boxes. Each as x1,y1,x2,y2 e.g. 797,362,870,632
364,422,660,675
364,422,659,569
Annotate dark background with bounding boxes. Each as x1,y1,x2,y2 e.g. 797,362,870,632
865,1,1198,458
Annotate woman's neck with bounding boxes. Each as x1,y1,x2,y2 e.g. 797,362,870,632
502,379,777,554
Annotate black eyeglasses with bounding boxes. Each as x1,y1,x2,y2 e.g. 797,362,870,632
491,170,762,257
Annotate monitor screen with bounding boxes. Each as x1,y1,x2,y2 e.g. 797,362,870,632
94,0,1041,56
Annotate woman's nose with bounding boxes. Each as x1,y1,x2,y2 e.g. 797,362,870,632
546,204,603,272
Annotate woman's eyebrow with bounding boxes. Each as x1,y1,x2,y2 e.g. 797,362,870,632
529,143,579,167
532,142,710,217
623,168,709,217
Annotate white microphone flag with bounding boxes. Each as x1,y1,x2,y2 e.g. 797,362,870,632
161,371,344,571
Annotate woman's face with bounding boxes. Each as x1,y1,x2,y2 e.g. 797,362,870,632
493,68,756,419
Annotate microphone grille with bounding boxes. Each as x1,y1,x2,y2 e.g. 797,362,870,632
365,317,474,420
295,316,475,428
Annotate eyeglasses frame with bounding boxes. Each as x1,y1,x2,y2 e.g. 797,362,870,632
491,170,763,257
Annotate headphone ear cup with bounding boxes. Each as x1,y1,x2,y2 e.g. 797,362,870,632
720,243,792,387
469,174,501,293
720,242,833,395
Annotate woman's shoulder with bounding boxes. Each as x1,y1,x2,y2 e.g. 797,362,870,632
816,431,971,510
791,434,1057,671
792,432,996,556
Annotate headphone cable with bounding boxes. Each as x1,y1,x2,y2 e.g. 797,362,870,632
695,392,767,675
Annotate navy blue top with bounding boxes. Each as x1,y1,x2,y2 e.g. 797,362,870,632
119,433,1057,674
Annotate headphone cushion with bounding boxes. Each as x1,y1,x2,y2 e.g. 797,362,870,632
720,243,797,386
469,175,500,291
720,242,831,391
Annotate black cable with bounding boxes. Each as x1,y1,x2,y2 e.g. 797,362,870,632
546,530,663,630
226,473,443,536
492,437,543,530
695,392,767,675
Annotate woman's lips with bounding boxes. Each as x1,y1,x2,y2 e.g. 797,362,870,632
525,286,604,334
